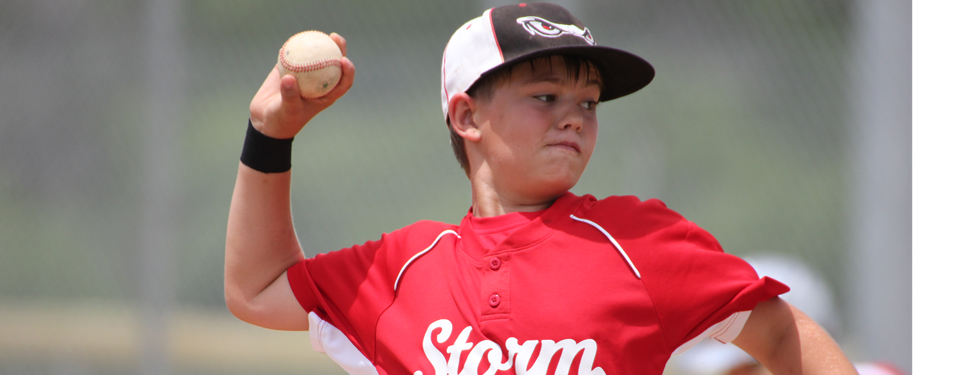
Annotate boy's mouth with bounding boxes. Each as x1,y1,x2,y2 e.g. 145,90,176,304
550,141,581,154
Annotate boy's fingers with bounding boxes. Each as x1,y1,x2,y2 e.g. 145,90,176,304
322,57,355,101
330,32,347,57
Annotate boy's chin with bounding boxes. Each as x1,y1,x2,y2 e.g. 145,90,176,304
523,176,581,200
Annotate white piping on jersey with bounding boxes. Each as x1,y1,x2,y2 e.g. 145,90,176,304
570,214,642,279
394,229,461,291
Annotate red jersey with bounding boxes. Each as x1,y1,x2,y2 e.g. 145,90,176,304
287,192,788,374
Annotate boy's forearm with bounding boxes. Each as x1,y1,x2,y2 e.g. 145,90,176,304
735,298,858,375
786,305,859,375
224,163,304,317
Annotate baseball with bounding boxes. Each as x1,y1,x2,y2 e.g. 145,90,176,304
277,30,343,98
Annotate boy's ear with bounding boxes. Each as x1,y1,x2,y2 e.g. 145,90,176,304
448,92,482,142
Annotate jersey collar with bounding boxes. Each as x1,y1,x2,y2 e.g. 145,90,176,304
458,191,586,260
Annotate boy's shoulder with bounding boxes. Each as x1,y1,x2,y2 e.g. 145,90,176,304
577,194,688,230
574,194,723,254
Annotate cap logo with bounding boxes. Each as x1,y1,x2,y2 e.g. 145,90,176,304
515,16,595,45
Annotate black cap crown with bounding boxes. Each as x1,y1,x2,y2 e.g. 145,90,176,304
487,3,654,102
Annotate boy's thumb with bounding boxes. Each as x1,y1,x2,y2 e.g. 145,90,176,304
280,75,301,103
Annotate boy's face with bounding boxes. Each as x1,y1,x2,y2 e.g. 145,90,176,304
472,56,601,202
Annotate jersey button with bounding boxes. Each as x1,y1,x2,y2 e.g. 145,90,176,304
488,257,502,270
488,294,500,307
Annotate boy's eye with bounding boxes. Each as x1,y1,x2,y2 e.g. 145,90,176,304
534,94,556,102
580,100,598,111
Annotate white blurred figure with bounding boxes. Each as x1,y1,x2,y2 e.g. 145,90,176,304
854,362,907,375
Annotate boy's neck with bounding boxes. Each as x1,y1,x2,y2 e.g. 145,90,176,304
470,178,560,218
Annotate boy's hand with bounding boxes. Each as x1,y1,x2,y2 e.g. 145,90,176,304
249,32,355,139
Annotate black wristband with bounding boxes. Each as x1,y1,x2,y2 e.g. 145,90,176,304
240,119,293,173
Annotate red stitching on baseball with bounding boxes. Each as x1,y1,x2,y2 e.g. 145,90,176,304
279,55,342,73
278,31,343,73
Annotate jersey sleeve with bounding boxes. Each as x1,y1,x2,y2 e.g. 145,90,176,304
286,220,455,359
657,220,789,350
583,196,790,352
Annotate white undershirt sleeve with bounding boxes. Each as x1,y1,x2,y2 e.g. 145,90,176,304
308,312,378,375
672,310,752,355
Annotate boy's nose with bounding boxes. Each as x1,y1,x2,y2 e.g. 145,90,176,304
557,103,584,133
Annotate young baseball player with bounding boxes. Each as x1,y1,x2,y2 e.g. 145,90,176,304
225,3,858,374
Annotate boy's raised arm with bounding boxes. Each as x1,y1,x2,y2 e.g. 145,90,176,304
733,297,858,375
224,33,354,331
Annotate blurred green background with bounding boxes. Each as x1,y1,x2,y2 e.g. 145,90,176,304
0,0,910,374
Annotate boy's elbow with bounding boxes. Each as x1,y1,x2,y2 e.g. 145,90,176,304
222,263,265,324
223,280,266,327
223,274,308,331
224,288,269,328
224,284,253,322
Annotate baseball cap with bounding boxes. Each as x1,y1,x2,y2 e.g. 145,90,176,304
441,2,655,121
